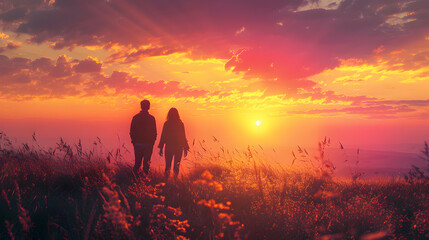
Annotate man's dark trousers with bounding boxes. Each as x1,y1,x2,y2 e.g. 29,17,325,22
133,143,153,176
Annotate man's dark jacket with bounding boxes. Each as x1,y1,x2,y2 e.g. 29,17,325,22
130,111,157,145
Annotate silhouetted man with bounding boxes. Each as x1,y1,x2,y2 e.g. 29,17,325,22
130,100,157,176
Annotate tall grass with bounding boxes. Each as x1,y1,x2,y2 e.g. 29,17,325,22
0,131,428,239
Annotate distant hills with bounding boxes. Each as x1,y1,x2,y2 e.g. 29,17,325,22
325,148,426,178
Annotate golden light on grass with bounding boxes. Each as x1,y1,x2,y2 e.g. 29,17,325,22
256,120,261,126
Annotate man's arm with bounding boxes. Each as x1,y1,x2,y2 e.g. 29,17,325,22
151,116,157,146
130,117,136,144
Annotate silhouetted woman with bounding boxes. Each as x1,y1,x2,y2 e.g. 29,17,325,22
158,108,190,179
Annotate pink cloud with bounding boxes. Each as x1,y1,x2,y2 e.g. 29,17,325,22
289,99,429,118
107,46,185,63
0,54,208,99
73,57,102,73
1,0,426,92
0,41,20,53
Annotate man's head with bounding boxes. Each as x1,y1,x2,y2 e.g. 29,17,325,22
140,100,150,111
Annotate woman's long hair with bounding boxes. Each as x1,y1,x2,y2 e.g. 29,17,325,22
166,108,181,122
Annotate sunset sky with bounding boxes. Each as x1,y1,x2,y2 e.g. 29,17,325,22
1,0,429,154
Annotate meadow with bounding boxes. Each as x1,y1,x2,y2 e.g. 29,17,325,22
0,131,428,239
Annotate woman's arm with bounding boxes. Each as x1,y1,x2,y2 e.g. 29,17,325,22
181,122,190,151
158,122,167,156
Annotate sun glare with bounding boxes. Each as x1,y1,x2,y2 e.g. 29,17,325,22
256,120,261,126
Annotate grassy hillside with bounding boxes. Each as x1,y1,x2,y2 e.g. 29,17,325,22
0,132,428,239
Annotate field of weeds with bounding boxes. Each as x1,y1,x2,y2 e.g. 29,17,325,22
0,132,428,239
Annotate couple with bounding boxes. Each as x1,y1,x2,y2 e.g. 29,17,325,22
130,100,189,179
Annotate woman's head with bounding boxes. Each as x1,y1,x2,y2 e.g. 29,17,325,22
167,108,181,122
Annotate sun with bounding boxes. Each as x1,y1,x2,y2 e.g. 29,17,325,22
255,120,261,126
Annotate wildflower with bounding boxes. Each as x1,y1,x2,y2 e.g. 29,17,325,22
201,170,213,180
100,174,133,234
